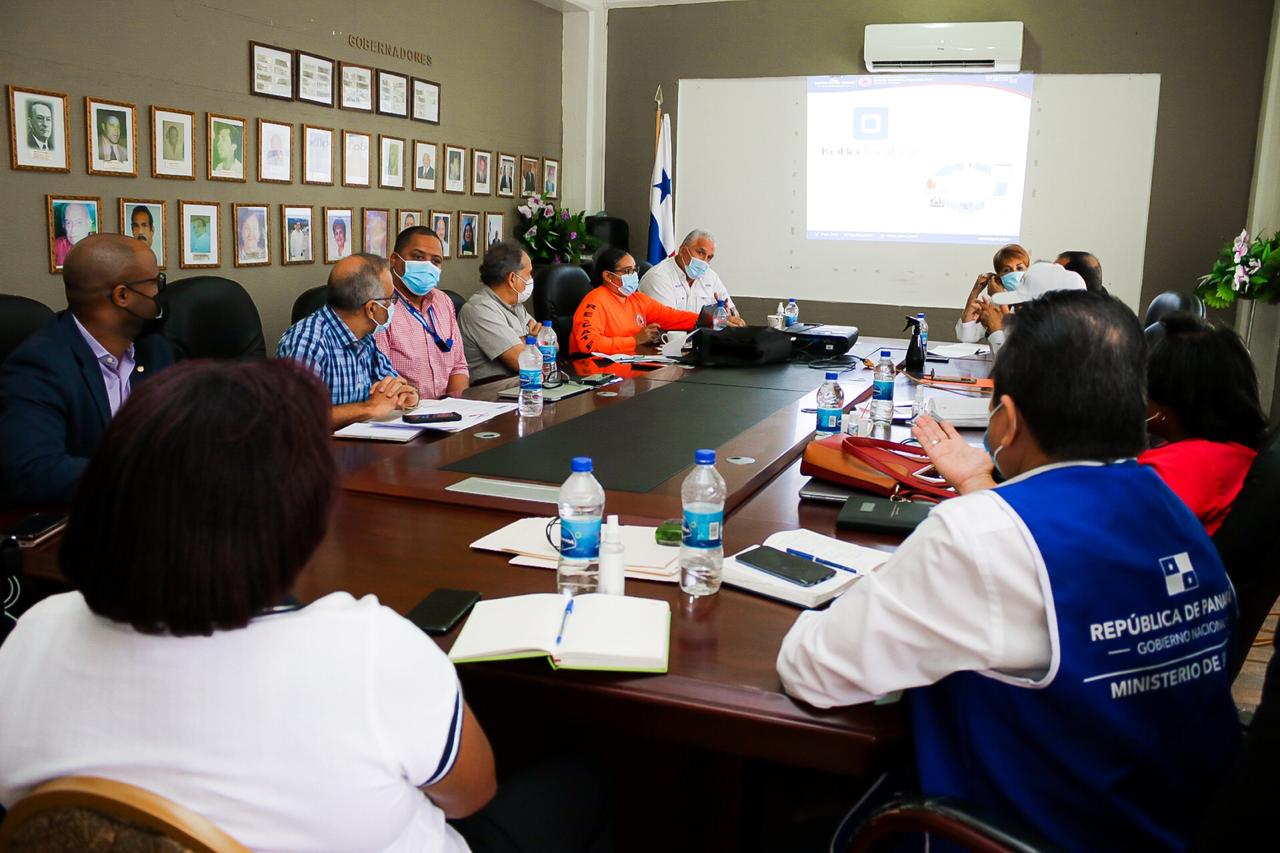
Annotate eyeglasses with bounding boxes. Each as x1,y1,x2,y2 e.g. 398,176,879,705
613,266,638,276
367,296,394,309
119,273,166,295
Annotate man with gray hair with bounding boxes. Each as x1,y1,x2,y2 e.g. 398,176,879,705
639,228,744,326
459,240,541,383
276,253,418,429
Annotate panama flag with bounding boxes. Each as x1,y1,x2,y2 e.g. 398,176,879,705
648,113,675,265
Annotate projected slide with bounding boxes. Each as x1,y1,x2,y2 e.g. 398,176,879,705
806,74,1033,245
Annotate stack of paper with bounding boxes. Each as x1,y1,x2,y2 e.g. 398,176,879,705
589,352,682,365
449,593,670,672
926,393,992,427
929,343,991,359
471,516,680,582
722,528,891,608
334,398,518,441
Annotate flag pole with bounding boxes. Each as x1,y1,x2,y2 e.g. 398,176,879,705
654,86,663,154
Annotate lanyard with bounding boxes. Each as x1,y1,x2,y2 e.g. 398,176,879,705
397,293,453,352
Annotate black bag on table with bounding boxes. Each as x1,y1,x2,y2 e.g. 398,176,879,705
692,326,793,368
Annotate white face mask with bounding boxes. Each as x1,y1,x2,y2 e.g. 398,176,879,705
512,274,534,304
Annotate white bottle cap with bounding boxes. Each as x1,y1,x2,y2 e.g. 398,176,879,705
604,514,621,542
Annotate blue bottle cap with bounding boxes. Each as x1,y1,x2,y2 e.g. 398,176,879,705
695,449,716,465
881,349,892,357
917,312,925,318
542,319,552,326
789,297,796,302
571,457,593,473
525,335,536,344
825,371,838,381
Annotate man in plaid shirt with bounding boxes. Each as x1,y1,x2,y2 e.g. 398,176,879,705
277,254,419,429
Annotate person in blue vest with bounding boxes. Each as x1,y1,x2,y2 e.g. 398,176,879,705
777,290,1240,850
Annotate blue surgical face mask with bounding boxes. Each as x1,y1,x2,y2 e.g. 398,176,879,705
1000,270,1024,291
395,254,440,296
982,401,1007,477
685,256,709,280
371,300,396,335
618,272,640,296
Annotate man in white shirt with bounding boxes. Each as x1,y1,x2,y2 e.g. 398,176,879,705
639,229,745,326
778,290,1240,850
955,261,1086,355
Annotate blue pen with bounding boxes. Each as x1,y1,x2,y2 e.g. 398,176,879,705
554,598,574,646
786,547,858,575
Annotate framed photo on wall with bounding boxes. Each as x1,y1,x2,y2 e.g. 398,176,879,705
496,152,517,198
413,140,437,192
179,200,221,269
472,149,492,196
363,208,390,257
443,144,466,194
250,42,293,101
457,211,479,259
233,203,271,267
296,51,335,107
302,124,334,185
339,62,373,111
397,208,423,234
484,212,505,249
429,210,452,258
520,156,540,196
282,205,314,265
151,106,194,179
411,78,440,124
9,85,70,172
207,113,246,181
343,130,371,188
85,97,137,177
379,135,405,190
543,157,560,200
258,119,292,183
46,195,101,274
119,198,167,270
377,69,408,118
324,206,354,263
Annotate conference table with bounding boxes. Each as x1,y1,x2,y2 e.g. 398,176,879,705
13,336,991,788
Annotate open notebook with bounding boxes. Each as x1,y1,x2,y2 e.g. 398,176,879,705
448,593,670,672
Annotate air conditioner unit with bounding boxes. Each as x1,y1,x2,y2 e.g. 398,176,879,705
864,22,1023,73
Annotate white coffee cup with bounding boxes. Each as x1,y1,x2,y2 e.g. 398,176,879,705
660,330,688,356
767,314,784,330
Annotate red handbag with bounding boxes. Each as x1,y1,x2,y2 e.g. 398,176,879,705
800,434,956,502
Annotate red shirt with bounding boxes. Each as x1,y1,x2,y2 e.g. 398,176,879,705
1139,439,1257,535
570,287,698,356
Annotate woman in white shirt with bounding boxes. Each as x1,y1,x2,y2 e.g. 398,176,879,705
0,360,603,853
955,243,1029,348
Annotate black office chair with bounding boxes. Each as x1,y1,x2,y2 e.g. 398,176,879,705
636,259,653,279
585,215,630,253
848,797,1046,852
1213,428,1280,679
0,295,55,364
162,276,266,361
442,288,466,317
291,285,328,324
532,264,592,354
1144,291,1205,328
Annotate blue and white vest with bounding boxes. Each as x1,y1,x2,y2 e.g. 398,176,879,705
910,461,1240,850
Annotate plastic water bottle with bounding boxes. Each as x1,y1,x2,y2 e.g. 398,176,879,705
518,336,543,417
871,349,895,426
598,514,625,596
711,300,729,331
536,320,558,382
815,372,844,436
680,449,726,596
557,457,605,595
916,312,929,359
784,298,800,328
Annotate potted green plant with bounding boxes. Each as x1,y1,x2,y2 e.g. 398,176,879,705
515,195,601,267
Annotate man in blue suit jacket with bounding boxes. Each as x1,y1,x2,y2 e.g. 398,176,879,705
0,235,174,506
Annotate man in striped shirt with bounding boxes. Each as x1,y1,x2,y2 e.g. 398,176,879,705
277,253,419,429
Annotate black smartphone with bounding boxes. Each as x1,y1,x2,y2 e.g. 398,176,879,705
1,513,67,548
407,589,481,635
735,546,835,587
404,412,462,424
